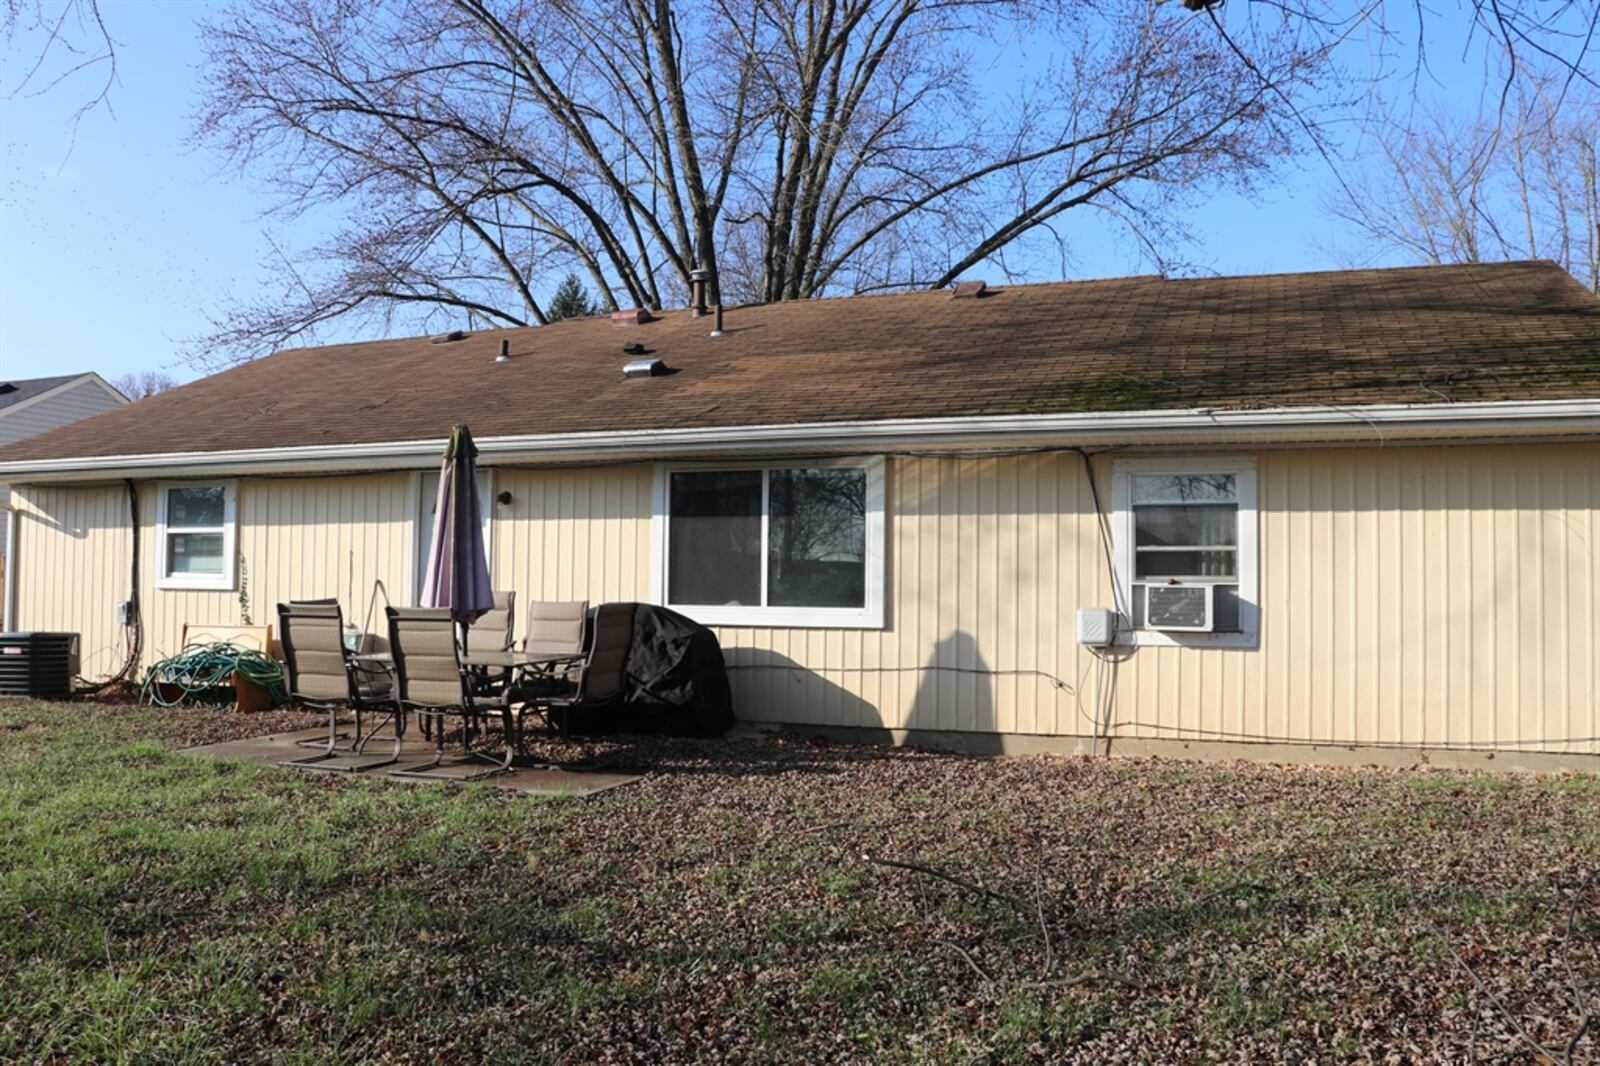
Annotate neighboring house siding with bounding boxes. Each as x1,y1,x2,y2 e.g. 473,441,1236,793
0,378,127,612
11,443,1598,757
0,378,125,448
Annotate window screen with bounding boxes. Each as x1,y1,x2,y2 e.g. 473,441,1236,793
1131,473,1240,631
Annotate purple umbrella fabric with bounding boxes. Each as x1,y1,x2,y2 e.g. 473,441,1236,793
421,424,495,625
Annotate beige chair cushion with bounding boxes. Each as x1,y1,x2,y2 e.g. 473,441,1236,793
464,591,516,655
523,600,588,660
279,600,351,702
386,607,465,709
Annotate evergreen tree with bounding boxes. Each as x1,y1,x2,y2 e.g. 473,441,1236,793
547,274,596,321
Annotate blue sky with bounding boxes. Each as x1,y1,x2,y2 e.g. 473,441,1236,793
0,2,1527,386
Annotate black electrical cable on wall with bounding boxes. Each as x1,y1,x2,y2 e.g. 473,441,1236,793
73,478,143,696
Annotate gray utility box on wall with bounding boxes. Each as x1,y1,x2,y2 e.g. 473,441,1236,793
0,632,81,698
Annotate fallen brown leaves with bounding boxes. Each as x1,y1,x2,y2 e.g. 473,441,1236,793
1,702,1596,1063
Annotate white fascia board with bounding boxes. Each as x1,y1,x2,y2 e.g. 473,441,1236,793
1,398,1597,483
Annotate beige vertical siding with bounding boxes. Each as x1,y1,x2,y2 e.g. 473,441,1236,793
13,475,413,678
490,466,652,606
12,482,135,679
11,443,1598,755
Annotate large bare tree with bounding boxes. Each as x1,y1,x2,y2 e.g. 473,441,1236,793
190,0,1333,363
1328,75,1599,291
3,0,115,122
13,1,1590,363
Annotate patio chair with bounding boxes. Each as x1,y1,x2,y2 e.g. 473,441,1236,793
464,591,517,656
277,599,404,772
385,606,513,781
427,590,516,742
498,600,586,739
511,601,631,739
523,599,588,667
460,589,516,694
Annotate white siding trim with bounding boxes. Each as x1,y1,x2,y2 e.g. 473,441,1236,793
2,505,15,628
403,471,421,607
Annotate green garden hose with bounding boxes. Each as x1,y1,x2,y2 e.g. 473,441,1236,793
140,642,287,707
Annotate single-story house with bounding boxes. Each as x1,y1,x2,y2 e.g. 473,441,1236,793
0,372,129,624
1,260,1596,770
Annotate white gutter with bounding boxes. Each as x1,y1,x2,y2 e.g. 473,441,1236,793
1,399,1596,483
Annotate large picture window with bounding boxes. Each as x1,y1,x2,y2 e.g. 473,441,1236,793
655,459,885,628
155,481,237,590
1111,459,1258,647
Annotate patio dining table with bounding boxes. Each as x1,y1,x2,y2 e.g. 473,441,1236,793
456,650,584,756
457,650,578,671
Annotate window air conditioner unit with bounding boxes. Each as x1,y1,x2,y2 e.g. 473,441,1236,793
1145,584,1214,632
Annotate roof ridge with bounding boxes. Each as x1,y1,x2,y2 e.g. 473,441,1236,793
5,259,1593,465
264,260,1581,358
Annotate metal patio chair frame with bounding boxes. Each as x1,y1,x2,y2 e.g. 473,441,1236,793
385,606,514,782
508,601,631,740
422,590,516,742
459,589,517,699
277,599,405,772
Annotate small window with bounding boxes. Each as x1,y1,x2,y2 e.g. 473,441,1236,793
156,481,237,590
1112,459,1257,647
655,459,884,628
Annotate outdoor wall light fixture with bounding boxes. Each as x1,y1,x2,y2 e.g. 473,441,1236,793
496,490,513,506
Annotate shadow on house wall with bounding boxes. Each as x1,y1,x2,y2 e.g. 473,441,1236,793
722,646,880,728
906,630,997,746
725,630,1004,752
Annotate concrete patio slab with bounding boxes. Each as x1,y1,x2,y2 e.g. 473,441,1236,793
180,726,642,796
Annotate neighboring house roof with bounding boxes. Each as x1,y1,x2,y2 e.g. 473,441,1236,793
0,260,1596,471
0,373,126,414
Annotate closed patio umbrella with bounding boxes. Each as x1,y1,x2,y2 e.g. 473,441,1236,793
421,424,494,626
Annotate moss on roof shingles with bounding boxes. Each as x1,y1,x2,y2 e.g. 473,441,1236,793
2,260,1597,463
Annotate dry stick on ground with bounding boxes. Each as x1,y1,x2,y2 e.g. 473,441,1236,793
862,853,1032,913
1425,911,1563,1063
1562,869,1598,1064
869,848,1150,994
1034,839,1055,975
1421,866,1600,1065
934,939,995,984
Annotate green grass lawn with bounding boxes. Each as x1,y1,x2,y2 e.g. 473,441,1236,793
1,699,1596,1063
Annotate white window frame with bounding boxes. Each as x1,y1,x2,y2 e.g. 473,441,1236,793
651,456,886,629
154,480,238,591
1110,457,1258,648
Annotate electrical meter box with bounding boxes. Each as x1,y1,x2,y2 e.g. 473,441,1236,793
1075,607,1116,648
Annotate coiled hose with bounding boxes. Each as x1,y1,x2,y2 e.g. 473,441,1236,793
140,642,287,707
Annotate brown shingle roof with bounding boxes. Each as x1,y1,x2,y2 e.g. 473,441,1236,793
3,260,1596,463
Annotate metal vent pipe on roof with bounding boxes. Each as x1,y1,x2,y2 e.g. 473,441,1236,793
689,267,712,317
624,357,674,379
